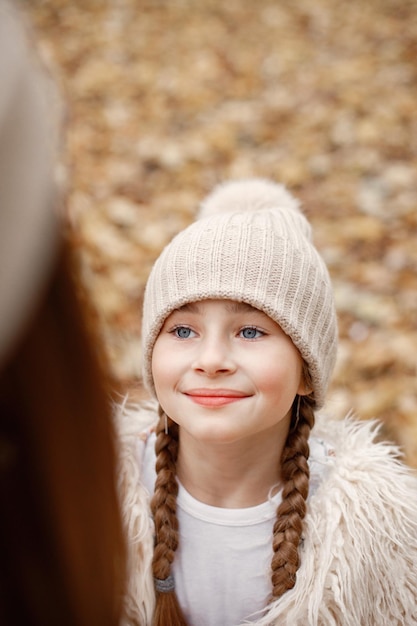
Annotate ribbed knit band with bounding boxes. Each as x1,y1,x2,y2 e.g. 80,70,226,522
142,180,338,408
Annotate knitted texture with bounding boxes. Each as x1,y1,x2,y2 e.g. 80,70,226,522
142,179,338,408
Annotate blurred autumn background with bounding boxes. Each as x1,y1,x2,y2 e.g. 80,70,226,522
22,0,417,465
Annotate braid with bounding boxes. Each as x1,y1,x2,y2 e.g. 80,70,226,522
150,407,188,626
150,392,314,618
270,394,315,599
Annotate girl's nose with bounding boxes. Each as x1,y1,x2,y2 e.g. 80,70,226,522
192,337,236,376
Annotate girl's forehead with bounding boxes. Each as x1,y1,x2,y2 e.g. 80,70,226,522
173,300,262,315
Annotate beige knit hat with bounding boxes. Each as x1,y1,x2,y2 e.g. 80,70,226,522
142,179,338,408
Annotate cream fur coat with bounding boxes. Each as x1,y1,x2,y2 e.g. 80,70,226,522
115,400,417,626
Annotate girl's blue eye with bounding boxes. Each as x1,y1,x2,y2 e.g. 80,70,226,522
240,327,263,339
174,326,193,339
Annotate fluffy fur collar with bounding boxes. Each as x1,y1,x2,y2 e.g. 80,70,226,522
115,400,417,625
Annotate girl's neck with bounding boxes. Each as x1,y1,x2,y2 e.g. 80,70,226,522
176,421,290,508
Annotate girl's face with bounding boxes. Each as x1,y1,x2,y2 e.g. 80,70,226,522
152,299,308,446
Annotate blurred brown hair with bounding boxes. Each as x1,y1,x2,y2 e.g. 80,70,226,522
0,239,126,626
0,1,126,623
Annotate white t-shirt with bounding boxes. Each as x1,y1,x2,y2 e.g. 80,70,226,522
140,433,330,626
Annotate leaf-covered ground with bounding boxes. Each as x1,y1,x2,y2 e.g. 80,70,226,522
25,0,417,465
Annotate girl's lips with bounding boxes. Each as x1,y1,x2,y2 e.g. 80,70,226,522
183,389,249,407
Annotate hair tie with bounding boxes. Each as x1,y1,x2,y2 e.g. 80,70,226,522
154,574,175,593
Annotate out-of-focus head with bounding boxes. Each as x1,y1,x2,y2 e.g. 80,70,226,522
0,0,62,367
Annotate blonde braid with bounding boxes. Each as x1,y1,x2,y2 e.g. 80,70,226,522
270,395,315,598
150,407,188,626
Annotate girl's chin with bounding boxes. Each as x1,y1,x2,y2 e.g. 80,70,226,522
177,423,256,446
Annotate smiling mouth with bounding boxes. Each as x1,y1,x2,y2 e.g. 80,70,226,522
183,389,249,407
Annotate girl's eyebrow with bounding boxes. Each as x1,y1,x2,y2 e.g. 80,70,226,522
175,302,201,313
225,301,258,314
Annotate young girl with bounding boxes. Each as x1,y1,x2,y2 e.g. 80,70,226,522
117,179,417,625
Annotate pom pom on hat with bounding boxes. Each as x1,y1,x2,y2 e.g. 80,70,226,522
198,178,312,240
198,178,301,219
